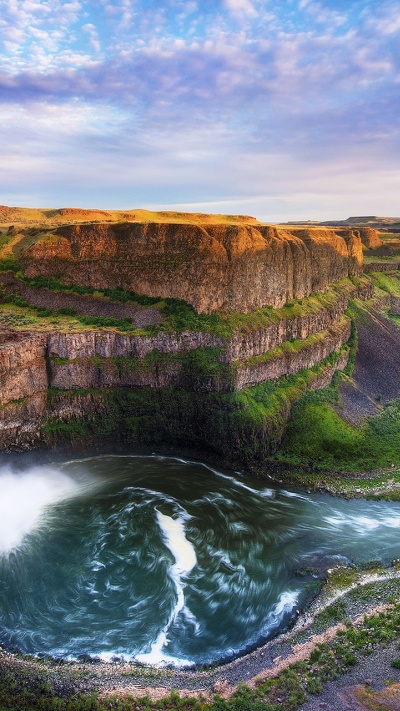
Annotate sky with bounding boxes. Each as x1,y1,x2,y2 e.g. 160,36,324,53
0,0,399,222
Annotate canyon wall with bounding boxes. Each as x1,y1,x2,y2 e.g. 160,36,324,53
0,210,375,462
0,277,371,458
0,313,350,402
358,228,383,249
19,223,364,313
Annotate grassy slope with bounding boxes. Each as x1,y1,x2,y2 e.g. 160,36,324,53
272,275,400,478
0,206,261,228
274,387,400,473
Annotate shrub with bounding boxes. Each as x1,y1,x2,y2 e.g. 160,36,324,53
306,676,323,695
0,257,19,272
77,315,133,331
35,306,53,317
57,307,77,316
4,294,29,307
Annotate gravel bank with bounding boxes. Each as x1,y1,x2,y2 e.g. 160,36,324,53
0,272,161,327
339,305,400,423
2,571,400,705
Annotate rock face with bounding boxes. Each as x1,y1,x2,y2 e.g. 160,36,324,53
0,331,47,406
0,315,350,401
235,317,351,389
0,207,371,461
0,277,372,455
20,223,364,313
358,228,383,249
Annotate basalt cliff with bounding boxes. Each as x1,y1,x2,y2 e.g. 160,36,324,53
0,208,379,465
20,222,363,313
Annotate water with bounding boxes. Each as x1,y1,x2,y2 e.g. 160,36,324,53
1,454,400,667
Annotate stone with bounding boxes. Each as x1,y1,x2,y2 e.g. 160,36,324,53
20,222,364,314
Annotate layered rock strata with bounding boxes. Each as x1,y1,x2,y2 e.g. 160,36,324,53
235,317,351,389
20,223,364,313
0,277,370,408
0,274,371,458
0,316,350,403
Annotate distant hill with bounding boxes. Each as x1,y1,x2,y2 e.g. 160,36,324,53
328,216,400,227
0,205,260,227
282,216,400,231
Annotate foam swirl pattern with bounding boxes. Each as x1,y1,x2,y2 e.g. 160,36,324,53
1,456,400,666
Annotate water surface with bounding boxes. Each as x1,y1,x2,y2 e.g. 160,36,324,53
1,455,400,667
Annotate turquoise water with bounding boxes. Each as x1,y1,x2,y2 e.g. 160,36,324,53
1,455,400,667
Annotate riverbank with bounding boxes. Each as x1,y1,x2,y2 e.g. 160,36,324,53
254,460,400,500
1,565,400,709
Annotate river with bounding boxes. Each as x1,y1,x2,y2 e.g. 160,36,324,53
1,455,400,667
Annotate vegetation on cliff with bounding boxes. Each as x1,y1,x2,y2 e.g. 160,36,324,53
0,211,399,487
0,265,371,337
271,273,400,481
1,212,400,711
40,349,348,465
274,389,400,474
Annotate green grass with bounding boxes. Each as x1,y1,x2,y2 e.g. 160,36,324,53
77,314,134,330
271,283,400,474
0,256,20,273
370,272,400,297
0,230,14,250
0,298,138,332
3,271,372,338
275,392,400,473
2,601,400,711
5,274,229,336
0,311,36,326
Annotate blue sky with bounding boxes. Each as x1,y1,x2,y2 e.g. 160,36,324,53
0,0,399,221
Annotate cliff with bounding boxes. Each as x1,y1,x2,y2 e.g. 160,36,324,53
358,228,383,249
18,223,363,313
0,207,374,464
0,316,350,401
0,276,372,459
0,331,47,406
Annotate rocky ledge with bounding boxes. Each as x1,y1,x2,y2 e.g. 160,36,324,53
19,223,366,313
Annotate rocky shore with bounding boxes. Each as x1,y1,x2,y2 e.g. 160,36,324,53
2,568,400,709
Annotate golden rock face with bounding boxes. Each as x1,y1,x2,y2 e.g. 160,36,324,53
21,222,364,313
358,227,383,248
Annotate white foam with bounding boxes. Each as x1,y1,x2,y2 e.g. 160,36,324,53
136,510,197,666
280,489,311,502
272,590,299,618
213,468,274,498
0,465,81,555
325,512,400,534
156,511,197,574
256,590,300,638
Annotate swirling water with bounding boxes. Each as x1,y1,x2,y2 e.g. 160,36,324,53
1,454,400,667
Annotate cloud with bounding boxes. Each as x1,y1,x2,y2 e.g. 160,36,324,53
224,0,257,17
0,0,398,219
